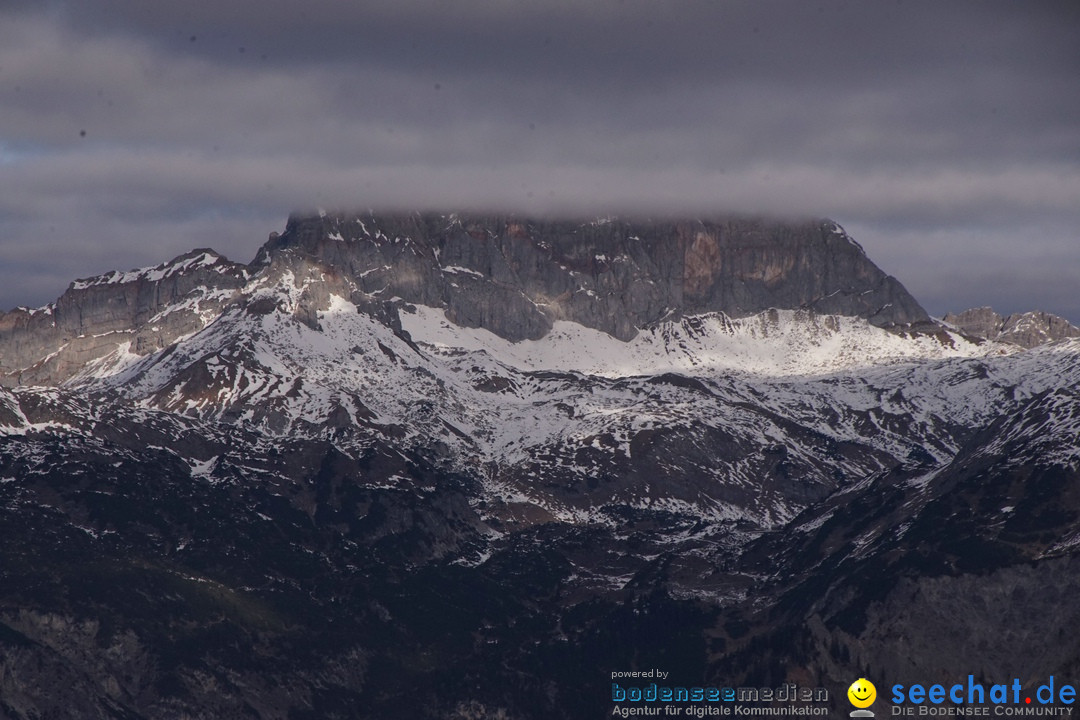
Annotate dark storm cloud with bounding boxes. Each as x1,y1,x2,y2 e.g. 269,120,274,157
1,1,1078,321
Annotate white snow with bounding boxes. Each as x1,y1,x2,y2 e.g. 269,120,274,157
188,456,218,480
441,265,485,278
70,251,224,290
400,304,1004,379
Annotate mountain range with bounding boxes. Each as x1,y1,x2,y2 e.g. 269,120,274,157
1,212,1078,720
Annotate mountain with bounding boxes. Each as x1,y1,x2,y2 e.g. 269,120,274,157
1,213,1078,720
2,214,933,387
943,306,1080,348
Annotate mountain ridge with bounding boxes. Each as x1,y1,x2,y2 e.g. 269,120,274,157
2,212,936,387
263,212,934,339
1,212,1078,719
943,306,1080,349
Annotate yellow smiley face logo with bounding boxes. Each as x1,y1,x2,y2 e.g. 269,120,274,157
848,678,877,708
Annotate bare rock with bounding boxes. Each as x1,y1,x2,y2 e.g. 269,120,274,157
944,307,1080,348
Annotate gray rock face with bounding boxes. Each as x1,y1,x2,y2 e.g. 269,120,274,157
0,250,248,386
264,212,932,342
944,307,1080,348
942,306,1002,339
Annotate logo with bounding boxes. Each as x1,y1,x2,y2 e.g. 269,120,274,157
848,678,877,718
890,675,1077,714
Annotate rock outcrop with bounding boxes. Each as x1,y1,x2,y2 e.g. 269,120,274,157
944,306,1080,349
263,213,932,342
0,250,248,386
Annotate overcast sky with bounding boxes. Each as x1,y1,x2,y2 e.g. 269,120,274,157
2,1,1078,321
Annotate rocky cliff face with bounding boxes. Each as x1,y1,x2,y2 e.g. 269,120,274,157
263,212,932,343
944,306,1080,349
0,250,248,386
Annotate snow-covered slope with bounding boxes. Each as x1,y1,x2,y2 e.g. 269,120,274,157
7,265,1066,533
400,304,1003,379
3,213,1080,719
2,214,1076,536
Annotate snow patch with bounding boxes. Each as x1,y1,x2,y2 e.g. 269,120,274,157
401,304,1002,379
70,251,224,290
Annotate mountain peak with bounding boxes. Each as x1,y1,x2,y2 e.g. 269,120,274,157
943,307,1080,349
67,249,234,291
0,249,250,386
254,211,931,343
